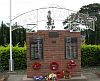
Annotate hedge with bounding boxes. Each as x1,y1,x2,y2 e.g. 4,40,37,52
81,45,100,67
0,45,26,71
0,45,100,71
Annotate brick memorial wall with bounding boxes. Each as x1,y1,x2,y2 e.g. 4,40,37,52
26,30,81,78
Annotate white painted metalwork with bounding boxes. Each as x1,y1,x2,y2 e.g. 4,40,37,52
11,4,96,32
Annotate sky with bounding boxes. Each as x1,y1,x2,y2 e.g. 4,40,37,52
0,0,100,30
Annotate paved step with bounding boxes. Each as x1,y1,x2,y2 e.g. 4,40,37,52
23,75,87,81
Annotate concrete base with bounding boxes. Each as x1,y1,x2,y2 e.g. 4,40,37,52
23,75,87,81
23,75,33,81
7,71,16,74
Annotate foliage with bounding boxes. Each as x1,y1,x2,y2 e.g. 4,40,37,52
62,12,94,32
0,45,26,71
0,21,9,46
46,10,55,30
81,45,100,67
12,23,26,47
79,3,100,45
0,21,26,47
0,44,100,71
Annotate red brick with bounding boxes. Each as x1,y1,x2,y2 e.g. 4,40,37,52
26,30,81,78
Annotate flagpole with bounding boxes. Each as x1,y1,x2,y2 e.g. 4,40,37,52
9,0,13,71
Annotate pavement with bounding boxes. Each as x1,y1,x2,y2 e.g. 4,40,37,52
1,67,100,81
7,75,24,81
7,75,87,81
81,67,100,81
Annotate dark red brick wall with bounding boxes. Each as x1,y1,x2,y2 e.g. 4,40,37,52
26,30,81,78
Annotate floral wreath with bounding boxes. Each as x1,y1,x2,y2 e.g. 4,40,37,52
50,62,59,71
45,73,58,81
33,76,43,81
54,71,63,79
67,60,76,70
32,62,41,70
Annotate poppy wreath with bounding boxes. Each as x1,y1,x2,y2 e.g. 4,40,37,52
50,62,59,71
67,60,76,70
54,71,63,79
32,62,41,70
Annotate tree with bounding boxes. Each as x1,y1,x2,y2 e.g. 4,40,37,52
0,21,26,47
12,22,26,47
0,21,9,46
79,3,100,45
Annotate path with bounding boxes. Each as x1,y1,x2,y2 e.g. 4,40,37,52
1,67,100,81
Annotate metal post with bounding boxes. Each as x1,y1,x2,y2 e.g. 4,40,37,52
9,0,13,72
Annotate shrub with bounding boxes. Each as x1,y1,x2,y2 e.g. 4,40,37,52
81,45,100,67
0,44,100,71
0,45,26,71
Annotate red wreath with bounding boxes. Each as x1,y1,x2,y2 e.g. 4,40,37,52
67,60,76,70
32,62,41,70
64,60,76,78
54,71,63,79
50,62,59,71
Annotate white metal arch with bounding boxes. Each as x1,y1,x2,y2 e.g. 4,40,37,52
11,4,96,32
